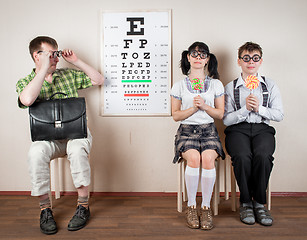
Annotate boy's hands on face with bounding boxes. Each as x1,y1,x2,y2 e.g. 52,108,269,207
37,51,52,72
246,94,259,112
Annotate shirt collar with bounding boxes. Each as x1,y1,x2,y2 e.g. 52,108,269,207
33,68,60,81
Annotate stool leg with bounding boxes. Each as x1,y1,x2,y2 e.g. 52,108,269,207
231,165,237,212
216,159,220,205
54,158,61,199
177,161,183,212
267,179,271,210
212,159,219,216
87,155,92,197
49,161,54,208
182,160,187,202
49,190,53,209
225,157,230,200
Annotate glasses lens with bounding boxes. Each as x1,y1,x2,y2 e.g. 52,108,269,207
190,50,207,59
190,50,198,58
200,52,207,59
52,51,62,58
252,55,261,62
242,55,251,62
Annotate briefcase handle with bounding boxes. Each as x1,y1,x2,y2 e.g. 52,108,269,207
48,92,68,100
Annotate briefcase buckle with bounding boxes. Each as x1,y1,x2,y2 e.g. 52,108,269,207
55,121,62,128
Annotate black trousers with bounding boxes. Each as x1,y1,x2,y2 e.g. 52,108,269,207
225,122,276,204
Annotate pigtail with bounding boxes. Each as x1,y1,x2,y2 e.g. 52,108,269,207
207,53,219,79
180,50,190,75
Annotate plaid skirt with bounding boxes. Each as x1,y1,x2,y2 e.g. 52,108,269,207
173,123,225,163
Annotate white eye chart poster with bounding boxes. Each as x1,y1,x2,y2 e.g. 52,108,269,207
100,10,172,116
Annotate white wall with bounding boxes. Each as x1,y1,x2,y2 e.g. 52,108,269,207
1,0,306,193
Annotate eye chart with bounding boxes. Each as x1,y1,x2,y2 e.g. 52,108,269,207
100,10,172,116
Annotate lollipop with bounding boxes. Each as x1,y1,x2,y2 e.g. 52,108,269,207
245,75,259,90
191,78,204,90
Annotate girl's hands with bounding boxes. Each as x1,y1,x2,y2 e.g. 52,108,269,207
193,95,209,111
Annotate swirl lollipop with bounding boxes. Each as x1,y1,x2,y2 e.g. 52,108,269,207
245,75,259,91
191,78,204,90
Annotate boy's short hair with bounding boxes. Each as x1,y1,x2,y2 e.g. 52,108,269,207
29,36,58,60
238,42,263,58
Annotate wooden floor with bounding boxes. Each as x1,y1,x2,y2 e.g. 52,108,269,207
0,195,307,240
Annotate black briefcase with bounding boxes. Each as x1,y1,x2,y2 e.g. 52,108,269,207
29,93,87,141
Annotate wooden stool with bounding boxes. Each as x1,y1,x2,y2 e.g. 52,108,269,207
49,157,66,208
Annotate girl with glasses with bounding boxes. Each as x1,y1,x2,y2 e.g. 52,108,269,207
171,41,225,230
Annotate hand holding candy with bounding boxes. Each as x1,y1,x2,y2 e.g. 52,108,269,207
246,94,259,112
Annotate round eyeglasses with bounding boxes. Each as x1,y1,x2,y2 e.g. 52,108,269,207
240,54,261,62
190,50,208,59
37,50,62,58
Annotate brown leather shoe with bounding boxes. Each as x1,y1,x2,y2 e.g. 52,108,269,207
200,206,214,230
186,205,199,229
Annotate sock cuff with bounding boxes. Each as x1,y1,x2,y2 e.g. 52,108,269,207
78,195,89,203
201,168,216,178
185,166,200,176
39,197,51,209
253,200,264,208
242,201,253,208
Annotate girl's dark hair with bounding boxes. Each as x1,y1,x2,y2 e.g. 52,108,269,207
180,41,219,79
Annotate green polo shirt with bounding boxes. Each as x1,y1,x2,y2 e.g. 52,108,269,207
16,68,93,108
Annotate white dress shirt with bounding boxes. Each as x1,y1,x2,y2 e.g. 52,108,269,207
223,74,284,126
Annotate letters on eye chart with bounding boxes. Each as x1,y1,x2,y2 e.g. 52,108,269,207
101,11,172,116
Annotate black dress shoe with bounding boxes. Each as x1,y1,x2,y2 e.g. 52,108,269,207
40,208,57,235
67,205,90,231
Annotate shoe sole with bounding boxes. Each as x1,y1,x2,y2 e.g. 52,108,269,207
67,225,86,231
255,218,273,226
200,225,214,230
67,220,89,231
40,228,58,235
240,218,255,225
186,223,200,229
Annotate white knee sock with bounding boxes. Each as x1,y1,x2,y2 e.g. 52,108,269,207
185,166,200,207
201,168,216,208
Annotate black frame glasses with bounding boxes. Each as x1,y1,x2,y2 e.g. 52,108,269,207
190,50,208,59
37,50,62,58
240,54,261,62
